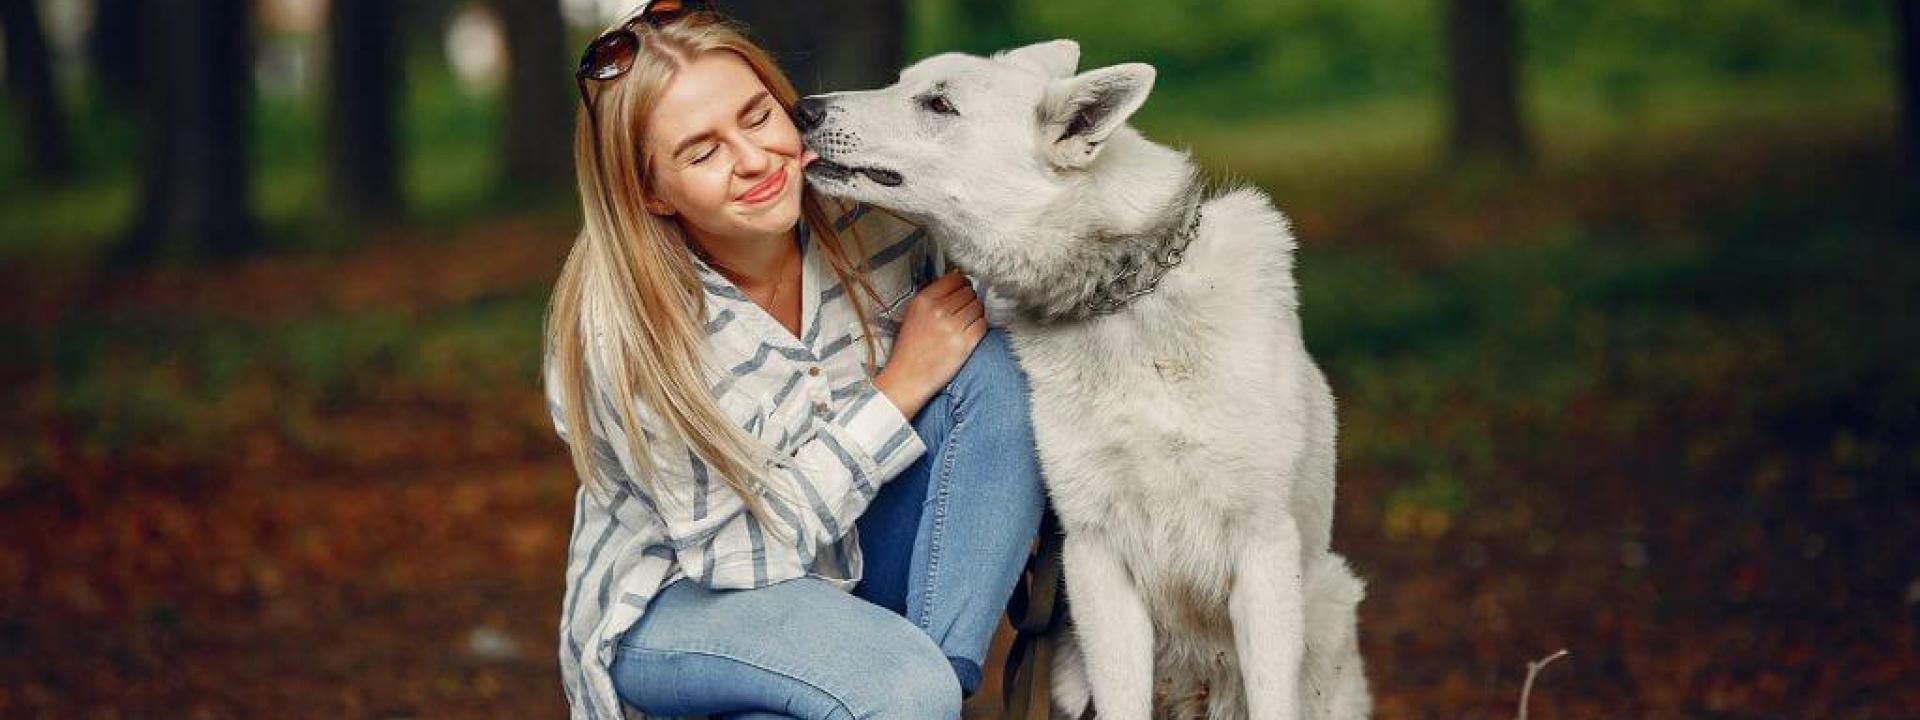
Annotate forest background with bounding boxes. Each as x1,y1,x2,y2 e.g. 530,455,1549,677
2,0,1915,716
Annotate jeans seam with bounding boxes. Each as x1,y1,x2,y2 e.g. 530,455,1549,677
916,413,964,632
616,644,857,719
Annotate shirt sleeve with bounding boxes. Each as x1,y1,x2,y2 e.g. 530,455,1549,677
548,349,926,591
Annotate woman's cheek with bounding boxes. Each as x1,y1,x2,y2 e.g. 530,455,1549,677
765,118,803,154
681,165,734,220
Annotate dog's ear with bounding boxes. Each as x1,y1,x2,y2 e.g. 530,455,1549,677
1042,63,1156,169
998,39,1080,79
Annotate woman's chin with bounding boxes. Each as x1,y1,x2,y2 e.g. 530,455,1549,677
732,192,803,234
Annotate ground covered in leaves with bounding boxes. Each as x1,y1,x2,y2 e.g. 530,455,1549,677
3,120,1915,718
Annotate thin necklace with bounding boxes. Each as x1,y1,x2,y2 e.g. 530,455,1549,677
705,241,799,309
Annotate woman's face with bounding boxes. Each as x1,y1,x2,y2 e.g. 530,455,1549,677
642,50,808,244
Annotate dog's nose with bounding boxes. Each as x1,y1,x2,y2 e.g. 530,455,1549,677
792,98,828,132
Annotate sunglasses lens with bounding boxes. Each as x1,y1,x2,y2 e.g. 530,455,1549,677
577,1,715,87
586,32,638,80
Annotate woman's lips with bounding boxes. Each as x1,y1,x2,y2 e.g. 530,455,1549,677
737,165,789,205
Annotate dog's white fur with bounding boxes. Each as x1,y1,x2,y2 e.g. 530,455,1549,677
801,40,1370,720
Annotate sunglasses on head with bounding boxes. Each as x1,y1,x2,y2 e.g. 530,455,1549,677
575,0,713,115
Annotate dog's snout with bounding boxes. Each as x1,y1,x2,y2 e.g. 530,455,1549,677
792,98,829,132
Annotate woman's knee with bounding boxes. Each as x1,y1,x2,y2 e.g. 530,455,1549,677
612,578,961,719
861,644,963,719
611,640,959,720
823,612,963,718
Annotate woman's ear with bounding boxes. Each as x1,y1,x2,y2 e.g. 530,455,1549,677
636,155,676,215
641,184,676,216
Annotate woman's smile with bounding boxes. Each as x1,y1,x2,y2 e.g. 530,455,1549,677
736,164,789,206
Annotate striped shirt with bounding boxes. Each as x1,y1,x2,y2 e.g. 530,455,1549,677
546,200,941,720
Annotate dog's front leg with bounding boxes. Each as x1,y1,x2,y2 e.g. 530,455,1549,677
1062,531,1155,720
1231,518,1305,719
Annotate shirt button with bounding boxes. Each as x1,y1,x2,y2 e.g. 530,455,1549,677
808,366,821,377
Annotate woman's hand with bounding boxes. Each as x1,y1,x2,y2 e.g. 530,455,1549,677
873,271,986,418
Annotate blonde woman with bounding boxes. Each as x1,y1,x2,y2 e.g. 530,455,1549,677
542,3,1046,719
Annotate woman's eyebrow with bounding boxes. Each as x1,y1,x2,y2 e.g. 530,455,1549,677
735,90,771,119
669,91,774,159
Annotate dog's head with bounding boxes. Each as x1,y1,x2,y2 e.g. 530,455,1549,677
795,40,1156,266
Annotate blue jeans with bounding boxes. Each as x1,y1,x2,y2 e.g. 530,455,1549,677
610,328,1048,719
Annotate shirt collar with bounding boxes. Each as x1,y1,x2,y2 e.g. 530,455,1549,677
686,220,822,351
687,221,810,286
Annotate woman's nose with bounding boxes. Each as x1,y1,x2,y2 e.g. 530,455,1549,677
734,138,773,176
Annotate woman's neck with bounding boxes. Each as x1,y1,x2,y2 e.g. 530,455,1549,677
686,224,799,291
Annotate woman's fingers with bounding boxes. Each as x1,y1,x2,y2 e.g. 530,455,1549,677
957,294,986,331
927,271,972,301
920,270,963,295
936,283,978,315
908,272,965,315
905,272,984,347
955,291,983,319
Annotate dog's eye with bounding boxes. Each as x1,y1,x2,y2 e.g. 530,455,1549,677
921,94,959,116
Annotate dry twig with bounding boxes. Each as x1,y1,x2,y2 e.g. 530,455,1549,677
1514,648,1570,720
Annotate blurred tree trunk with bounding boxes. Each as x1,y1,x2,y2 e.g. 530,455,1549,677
87,0,141,104
400,0,462,43
727,0,903,95
1,0,71,181
123,0,256,264
1899,0,1919,169
491,0,572,196
1445,0,1529,167
327,0,404,226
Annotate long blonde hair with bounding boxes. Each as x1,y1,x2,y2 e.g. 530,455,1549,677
544,11,886,535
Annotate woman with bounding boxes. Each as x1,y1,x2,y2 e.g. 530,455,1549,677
542,4,1047,719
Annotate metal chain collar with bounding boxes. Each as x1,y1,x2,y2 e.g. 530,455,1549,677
1082,196,1206,316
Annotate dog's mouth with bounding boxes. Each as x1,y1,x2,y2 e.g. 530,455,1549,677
804,157,904,187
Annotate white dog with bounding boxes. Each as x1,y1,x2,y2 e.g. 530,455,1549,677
797,39,1371,720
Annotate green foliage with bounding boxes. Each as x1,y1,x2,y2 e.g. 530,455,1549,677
4,0,1912,524
33,286,551,475
254,48,509,251
2,0,1900,259
1282,140,1917,523
0,44,512,264
907,0,1894,126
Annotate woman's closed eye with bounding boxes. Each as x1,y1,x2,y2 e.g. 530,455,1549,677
685,109,772,165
